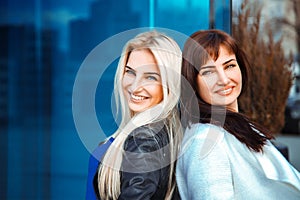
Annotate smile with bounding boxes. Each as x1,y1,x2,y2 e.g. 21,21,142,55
217,87,233,96
130,93,148,101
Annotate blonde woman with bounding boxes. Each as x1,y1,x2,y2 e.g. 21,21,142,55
86,30,183,199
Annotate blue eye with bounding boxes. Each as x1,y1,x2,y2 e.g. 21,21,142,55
125,69,135,76
147,76,158,81
225,64,236,70
201,70,215,76
202,71,212,76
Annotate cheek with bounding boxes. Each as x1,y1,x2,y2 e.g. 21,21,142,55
232,67,242,83
156,85,164,100
122,76,130,89
199,86,210,102
230,68,242,95
121,82,126,95
151,84,163,101
238,75,243,95
238,71,242,85
121,78,130,98
233,69,243,92
197,78,212,102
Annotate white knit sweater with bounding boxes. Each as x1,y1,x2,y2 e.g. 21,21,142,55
176,123,300,200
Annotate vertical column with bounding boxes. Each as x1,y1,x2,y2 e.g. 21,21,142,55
209,0,232,34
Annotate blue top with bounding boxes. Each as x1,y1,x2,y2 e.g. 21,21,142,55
86,137,114,200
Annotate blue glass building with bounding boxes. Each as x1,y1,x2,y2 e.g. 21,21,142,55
0,0,232,199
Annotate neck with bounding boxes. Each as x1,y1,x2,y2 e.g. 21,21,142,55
227,101,239,112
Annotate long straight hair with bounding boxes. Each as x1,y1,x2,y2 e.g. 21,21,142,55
98,30,183,200
180,29,273,152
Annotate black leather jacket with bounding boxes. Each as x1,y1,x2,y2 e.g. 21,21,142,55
94,121,180,200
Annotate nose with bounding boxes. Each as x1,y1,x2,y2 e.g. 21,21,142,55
217,69,230,86
129,76,143,93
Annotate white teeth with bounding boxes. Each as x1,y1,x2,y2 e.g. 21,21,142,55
131,94,146,100
219,88,232,95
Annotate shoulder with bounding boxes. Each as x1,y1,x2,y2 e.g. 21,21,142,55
182,123,225,146
180,123,226,159
130,121,166,138
124,121,168,153
176,123,234,199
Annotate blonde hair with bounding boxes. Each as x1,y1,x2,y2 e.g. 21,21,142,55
98,30,183,199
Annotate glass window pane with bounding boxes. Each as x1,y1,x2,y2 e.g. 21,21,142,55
1,0,232,199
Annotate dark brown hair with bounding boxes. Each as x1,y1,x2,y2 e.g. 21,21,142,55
180,29,273,152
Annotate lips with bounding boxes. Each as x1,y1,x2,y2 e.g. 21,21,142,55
129,92,149,102
216,86,234,96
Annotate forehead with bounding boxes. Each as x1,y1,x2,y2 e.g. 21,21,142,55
205,43,233,60
127,49,156,66
200,48,236,70
215,46,236,62
218,45,233,56
126,49,160,72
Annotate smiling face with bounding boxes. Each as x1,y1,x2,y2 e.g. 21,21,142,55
196,45,242,112
122,49,163,115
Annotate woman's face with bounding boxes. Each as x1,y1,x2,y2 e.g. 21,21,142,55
122,49,163,115
196,45,242,112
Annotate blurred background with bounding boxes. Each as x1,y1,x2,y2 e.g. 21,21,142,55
0,0,299,199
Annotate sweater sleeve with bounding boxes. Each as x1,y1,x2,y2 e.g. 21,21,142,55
176,124,234,200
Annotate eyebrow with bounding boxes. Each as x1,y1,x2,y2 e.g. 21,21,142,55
199,58,237,70
199,65,216,70
222,58,236,65
199,65,215,70
125,65,161,76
